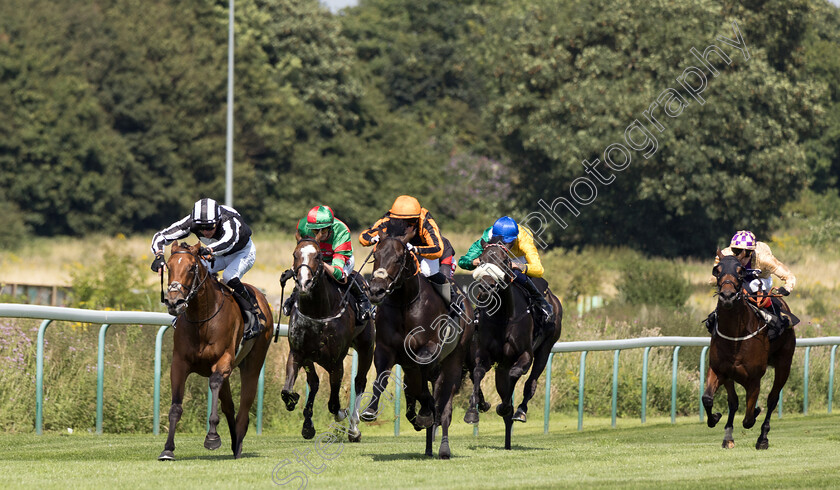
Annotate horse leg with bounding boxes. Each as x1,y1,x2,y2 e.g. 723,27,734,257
702,368,723,428
404,394,423,431
281,350,302,412
758,352,793,450
435,362,461,460
722,380,738,449
218,378,237,455
465,358,489,425
328,364,344,419
232,354,263,459
301,363,320,440
360,346,394,422
346,329,374,443
494,365,515,449
742,379,762,430
205,356,233,451
159,357,189,461
507,349,533,423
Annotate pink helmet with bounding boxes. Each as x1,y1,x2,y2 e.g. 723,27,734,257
729,230,756,250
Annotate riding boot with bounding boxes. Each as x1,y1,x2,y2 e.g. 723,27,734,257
282,287,298,317
427,272,453,308
228,277,265,340
703,310,717,335
520,276,554,350
348,273,374,323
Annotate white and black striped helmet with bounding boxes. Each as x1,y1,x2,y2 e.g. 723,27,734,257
192,198,220,227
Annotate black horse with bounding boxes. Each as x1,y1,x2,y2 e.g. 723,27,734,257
463,241,562,449
359,225,474,459
280,238,375,442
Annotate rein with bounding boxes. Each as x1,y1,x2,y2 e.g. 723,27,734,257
288,238,356,323
373,241,421,306
713,273,767,342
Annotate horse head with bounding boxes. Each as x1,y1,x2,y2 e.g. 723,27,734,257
293,238,324,296
713,249,745,309
368,224,417,304
471,240,515,302
164,242,208,316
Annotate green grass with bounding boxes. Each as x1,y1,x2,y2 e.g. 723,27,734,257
4,412,840,489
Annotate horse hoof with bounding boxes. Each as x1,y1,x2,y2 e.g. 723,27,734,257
509,366,525,378
360,408,378,422
349,430,361,443
335,409,348,422
743,419,756,430
204,434,222,450
281,390,300,411
478,401,491,413
415,413,434,429
756,439,769,450
464,409,479,425
722,440,735,449
158,450,175,461
708,412,722,428
512,408,527,423
496,403,513,418
439,444,451,460
302,421,316,440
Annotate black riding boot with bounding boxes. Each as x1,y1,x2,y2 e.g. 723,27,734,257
428,272,455,311
521,277,555,349
228,277,265,340
348,273,374,323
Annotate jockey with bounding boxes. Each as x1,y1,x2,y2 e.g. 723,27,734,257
458,216,555,347
359,195,458,308
281,205,373,324
150,198,266,340
705,230,798,338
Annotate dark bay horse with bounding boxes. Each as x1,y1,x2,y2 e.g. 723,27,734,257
159,242,272,460
703,251,796,450
464,242,562,449
280,238,374,442
360,226,474,459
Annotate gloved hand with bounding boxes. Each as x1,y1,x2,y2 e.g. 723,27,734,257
198,247,213,260
406,243,416,253
279,268,295,286
151,254,165,272
776,287,790,296
370,235,380,244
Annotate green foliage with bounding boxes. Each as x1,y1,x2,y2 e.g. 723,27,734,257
0,198,29,250
780,189,840,247
68,238,155,311
617,259,691,308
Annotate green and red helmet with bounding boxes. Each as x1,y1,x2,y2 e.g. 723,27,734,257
306,205,335,231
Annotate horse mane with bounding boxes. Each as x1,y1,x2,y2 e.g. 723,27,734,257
383,219,408,238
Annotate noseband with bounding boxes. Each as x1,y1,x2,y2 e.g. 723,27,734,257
167,250,210,306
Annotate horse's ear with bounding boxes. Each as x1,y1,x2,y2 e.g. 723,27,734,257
189,242,201,254
715,248,724,260
401,226,417,244
295,230,302,242
480,238,488,249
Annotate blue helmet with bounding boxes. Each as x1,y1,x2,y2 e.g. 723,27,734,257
492,216,519,244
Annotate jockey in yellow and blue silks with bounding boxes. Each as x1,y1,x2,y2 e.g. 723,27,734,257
458,216,555,343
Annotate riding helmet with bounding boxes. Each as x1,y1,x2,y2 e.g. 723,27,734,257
729,230,756,250
306,205,335,230
192,198,221,226
389,195,422,218
492,216,519,244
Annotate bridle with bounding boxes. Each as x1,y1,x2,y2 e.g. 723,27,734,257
372,238,414,297
293,238,325,292
165,250,225,324
713,257,767,341
480,242,516,285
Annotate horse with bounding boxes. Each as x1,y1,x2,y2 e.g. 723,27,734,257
159,242,272,460
703,251,796,449
280,238,375,442
359,225,474,459
463,241,562,449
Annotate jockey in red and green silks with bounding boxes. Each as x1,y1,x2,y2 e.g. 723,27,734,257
283,205,373,323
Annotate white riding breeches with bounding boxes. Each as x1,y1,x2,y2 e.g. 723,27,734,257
201,239,256,284
420,257,440,277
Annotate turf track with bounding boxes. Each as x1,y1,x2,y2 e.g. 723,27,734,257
3,413,840,489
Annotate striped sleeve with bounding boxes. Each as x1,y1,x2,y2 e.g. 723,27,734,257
151,215,192,255
359,216,388,246
415,211,443,259
330,220,352,276
204,217,241,255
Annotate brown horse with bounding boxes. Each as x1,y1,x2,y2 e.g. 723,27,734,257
703,251,796,450
158,242,272,460
280,238,375,442
359,225,474,459
463,242,562,449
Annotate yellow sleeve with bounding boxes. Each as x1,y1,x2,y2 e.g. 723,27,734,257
755,242,796,291
516,229,544,278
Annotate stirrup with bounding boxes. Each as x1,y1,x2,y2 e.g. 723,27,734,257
242,311,263,340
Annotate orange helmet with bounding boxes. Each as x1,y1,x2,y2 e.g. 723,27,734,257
388,195,422,218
